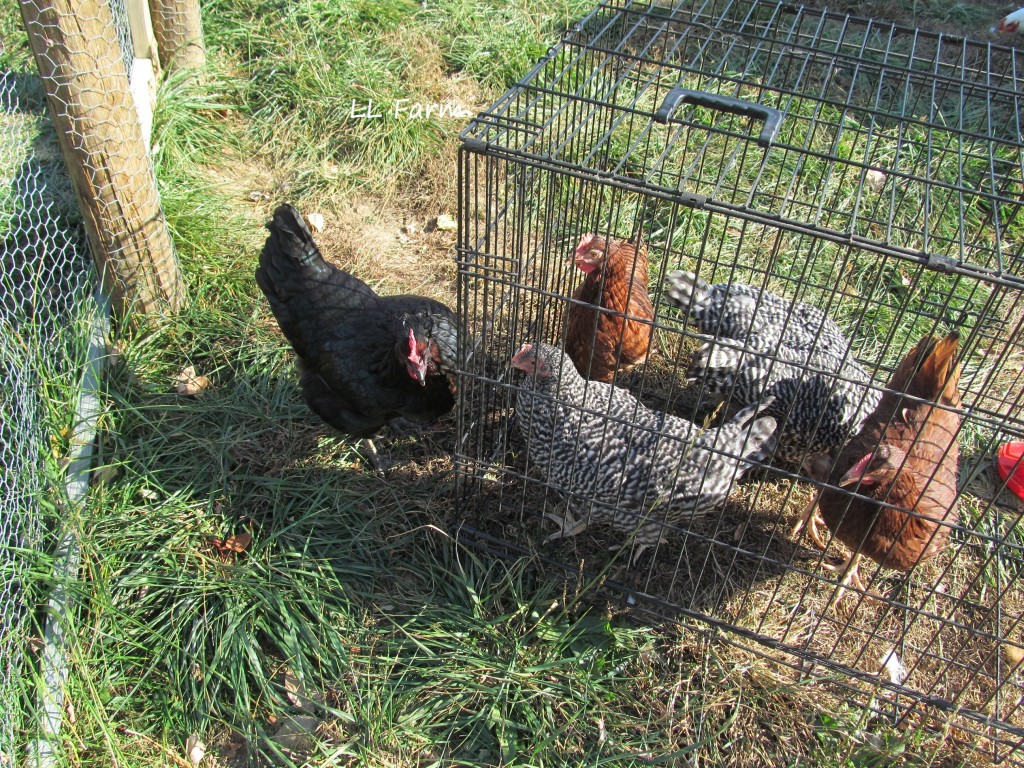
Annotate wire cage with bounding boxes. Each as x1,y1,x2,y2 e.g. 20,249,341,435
454,0,1024,760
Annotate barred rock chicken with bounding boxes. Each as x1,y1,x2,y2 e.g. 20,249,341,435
564,233,655,382
794,332,962,599
512,342,776,563
256,203,458,470
664,270,880,468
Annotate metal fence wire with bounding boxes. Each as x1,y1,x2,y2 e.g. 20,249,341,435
0,4,136,761
454,0,1024,761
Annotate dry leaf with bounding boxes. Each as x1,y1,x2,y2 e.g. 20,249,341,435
92,464,121,484
210,533,252,559
220,733,246,761
50,427,73,458
271,715,320,754
106,340,124,367
1004,642,1024,667
283,669,325,715
175,365,210,396
186,733,205,765
304,212,325,233
862,732,885,751
864,169,887,192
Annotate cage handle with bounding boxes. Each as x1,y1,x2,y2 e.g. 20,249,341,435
653,87,783,148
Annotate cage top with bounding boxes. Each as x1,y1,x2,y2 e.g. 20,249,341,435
461,0,1024,286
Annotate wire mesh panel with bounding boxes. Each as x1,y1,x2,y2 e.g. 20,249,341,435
455,0,1024,760
0,9,118,763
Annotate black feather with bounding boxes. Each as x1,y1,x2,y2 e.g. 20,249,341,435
256,203,458,438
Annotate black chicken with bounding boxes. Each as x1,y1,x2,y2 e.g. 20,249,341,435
256,203,459,470
664,271,880,469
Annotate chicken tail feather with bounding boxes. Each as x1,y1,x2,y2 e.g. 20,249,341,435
258,203,328,284
901,330,961,404
923,331,961,401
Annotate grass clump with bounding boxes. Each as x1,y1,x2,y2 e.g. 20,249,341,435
422,0,596,91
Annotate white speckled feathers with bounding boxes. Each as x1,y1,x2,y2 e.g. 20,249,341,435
664,270,880,466
512,342,777,548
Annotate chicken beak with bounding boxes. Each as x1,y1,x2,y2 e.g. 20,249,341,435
414,359,428,385
838,452,874,487
511,344,534,372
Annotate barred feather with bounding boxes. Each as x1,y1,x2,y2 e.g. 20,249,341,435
664,270,880,466
512,342,776,549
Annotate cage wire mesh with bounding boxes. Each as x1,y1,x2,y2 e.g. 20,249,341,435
455,0,1024,760
0,0,148,759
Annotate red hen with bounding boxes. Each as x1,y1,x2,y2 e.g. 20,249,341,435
564,233,655,382
796,332,962,599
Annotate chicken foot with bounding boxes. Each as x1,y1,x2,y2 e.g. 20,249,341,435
823,552,869,608
359,437,391,477
544,507,667,568
614,535,668,568
358,417,448,475
544,506,589,542
791,490,828,550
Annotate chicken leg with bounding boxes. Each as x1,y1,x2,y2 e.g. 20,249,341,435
359,437,389,477
544,506,589,542
544,508,664,568
616,534,669,567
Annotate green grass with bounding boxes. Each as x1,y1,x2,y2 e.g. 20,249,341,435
5,0,1019,766
198,0,595,203
501,42,1014,378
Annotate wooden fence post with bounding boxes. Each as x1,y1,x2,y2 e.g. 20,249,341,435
19,0,186,320
149,0,206,71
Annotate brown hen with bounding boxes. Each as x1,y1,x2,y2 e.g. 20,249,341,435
795,331,962,598
564,233,655,382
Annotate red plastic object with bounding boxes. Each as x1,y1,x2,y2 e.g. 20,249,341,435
997,442,1024,501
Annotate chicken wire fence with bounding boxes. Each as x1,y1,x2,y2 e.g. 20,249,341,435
454,0,1024,761
0,0,166,760
0,77,93,766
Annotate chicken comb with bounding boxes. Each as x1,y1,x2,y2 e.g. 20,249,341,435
575,232,597,255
